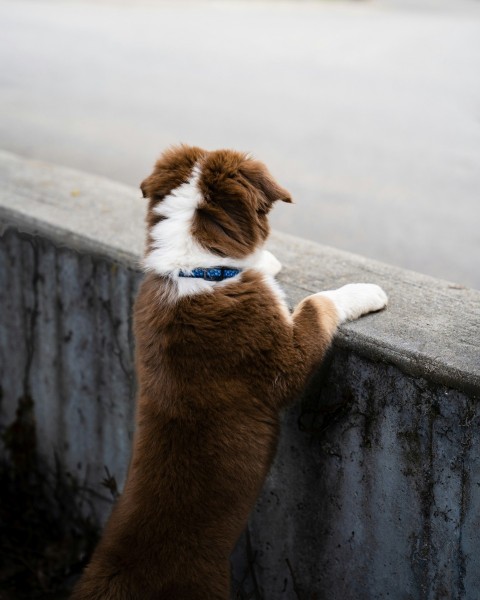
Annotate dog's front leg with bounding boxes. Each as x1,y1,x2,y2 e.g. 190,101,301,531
281,283,387,402
316,283,388,324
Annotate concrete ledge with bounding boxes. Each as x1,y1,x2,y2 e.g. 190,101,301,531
1,150,479,396
1,150,479,598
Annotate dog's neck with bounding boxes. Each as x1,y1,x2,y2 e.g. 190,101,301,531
146,247,280,300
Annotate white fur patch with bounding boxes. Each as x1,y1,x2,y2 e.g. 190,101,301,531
316,283,388,323
143,165,212,275
256,250,282,277
263,273,290,321
143,164,284,300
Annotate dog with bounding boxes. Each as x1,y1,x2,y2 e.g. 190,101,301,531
72,145,387,599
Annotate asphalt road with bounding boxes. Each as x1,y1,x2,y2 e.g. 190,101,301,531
1,0,479,288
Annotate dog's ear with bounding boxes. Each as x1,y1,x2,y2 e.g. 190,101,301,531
140,176,153,199
239,160,292,212
140,144,205,202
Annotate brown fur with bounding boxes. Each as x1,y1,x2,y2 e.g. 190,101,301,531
193,149,291,257
72,147,340,600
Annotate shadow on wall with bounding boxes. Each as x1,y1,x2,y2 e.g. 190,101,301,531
0,394,100,598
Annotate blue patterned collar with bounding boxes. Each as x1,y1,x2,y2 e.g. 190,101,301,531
178,267,241,282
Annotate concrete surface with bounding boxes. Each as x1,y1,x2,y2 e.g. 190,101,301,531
1,0,480,289
0,230,140,524
232,354,480,599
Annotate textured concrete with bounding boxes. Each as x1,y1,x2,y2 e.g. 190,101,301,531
231,353,480,599
0,230,141,522
1,152,480,598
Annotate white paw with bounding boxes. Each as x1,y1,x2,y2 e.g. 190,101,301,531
257,250,282,277
317,283,388,323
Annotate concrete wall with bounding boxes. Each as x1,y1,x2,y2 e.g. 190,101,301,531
231,354,480,599
1,151,479,599
0,230,140,522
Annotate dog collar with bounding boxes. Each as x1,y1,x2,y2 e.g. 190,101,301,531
178,267,241,282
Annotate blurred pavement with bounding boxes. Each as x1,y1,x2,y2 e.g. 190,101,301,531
0,0,479,288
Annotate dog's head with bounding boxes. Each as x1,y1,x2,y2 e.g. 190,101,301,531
140,145,291,267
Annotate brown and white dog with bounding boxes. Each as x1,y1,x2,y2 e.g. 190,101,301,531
72,145,387,600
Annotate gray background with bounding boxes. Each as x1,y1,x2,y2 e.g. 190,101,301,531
1,0,479,288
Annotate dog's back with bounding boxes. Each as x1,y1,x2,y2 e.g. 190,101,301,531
72,146,387,599
74,268,300,598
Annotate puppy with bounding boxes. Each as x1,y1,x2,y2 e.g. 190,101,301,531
72,146,387,599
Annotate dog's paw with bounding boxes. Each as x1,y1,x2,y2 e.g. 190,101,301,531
257,250,282,277
317,283,388,323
